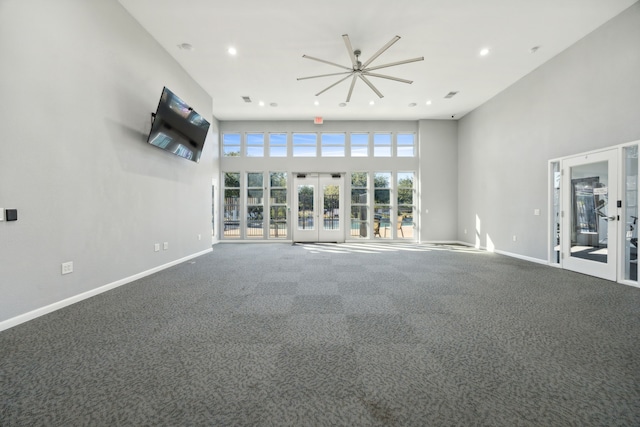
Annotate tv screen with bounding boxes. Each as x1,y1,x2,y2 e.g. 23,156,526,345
147,87,210,163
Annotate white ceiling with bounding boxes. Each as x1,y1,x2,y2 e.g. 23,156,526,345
118,0,637,121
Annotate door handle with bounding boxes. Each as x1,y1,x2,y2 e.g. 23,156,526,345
607,216,616,221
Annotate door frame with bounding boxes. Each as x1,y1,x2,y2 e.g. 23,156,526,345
292,172,345,243
561,149,618,281
549,142,640,287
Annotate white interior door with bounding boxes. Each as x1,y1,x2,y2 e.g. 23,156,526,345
562,149,619,280
293,173,344,242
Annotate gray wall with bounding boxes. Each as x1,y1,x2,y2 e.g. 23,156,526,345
457,2,640,260
0,1,217,324
419,120,458,242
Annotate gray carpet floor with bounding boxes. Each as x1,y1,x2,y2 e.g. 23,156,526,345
1,243,639,426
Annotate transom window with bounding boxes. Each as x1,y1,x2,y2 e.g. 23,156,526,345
222,131,416,158
321,133,345,157
293,133,317,157
222,133,241,157
269,133,287,157
373,133,392,157
246,133,264,157
397,133,415,157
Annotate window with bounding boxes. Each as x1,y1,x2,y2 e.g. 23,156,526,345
351,133,369,157
321,133,345,157
350,172,369,238
223,172,241,238
222,133,241,157
397,133,415,157
246,172,264,238
397,172,415,239
269,133,287,157
269,172,288,239
246,133,264,157
374,172,392,238
373,133,391,157
293,133,317,157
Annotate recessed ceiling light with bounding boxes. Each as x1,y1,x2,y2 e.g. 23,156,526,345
369,100,375,106
228,47,237,55
314,100,319,106
258,101,265,107
408,102,417,107
178,43,194,51
480,48,490,56
426,100,432,105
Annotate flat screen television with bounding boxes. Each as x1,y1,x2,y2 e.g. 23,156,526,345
147,87,210,163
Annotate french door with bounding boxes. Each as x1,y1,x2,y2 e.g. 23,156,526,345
293,173,344,242
562,149,618,280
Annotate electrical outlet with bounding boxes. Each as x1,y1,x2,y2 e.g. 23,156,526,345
61,261,73,275
534,209,540,216
154,243,160,252
163,242,169,250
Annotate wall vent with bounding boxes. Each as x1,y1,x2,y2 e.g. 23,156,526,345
444,91,459,99
242,96,252,103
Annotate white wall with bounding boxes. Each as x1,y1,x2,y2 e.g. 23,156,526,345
457,2,640,261
0,0,218,325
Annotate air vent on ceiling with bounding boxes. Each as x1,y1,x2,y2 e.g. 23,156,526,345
444,91,459,99
242,96,252,103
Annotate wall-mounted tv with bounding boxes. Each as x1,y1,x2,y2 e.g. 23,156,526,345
147,87,210,163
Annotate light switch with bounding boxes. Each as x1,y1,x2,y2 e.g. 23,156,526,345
0,208,4,221
6,209,17,221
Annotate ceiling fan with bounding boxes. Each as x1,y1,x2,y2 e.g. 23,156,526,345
297,34,424,102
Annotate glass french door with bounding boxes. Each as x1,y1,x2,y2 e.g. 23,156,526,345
293,173,344,242
562,149,618,281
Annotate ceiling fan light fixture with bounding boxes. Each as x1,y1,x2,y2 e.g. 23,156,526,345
298,34,423,101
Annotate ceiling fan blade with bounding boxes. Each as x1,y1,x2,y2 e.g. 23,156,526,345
358,74,384,98
297,71,352,81
346,75,357,102
362,71,413,84
342,34,358,68
361,35,401,68
315,73,355,96
302,54,352,71
365,56,424,72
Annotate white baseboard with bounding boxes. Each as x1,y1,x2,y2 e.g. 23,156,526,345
493,249,548,265
0,248,213,333
426,240,549,265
